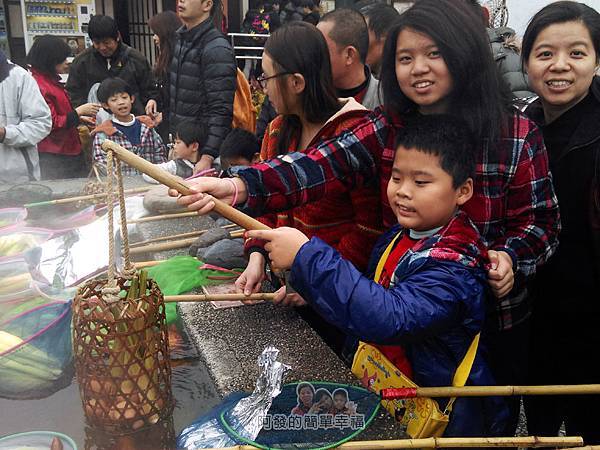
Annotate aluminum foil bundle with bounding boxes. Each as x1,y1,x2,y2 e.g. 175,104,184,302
177,346,291,449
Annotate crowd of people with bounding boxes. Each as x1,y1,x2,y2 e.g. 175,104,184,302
1,0,599,441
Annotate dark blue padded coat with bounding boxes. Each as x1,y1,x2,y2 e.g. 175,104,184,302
289,211,509,436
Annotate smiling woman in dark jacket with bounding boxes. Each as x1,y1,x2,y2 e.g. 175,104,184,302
27,35,100,179
521,2,600,441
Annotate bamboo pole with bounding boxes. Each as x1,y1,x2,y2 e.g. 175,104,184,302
382,384,600,399
203,436,584,450
133,260,162,269
128,211,200,224
23,186,151,208
164,293,277,302
101,140,271,231
130,223,241,247
129,230,244,255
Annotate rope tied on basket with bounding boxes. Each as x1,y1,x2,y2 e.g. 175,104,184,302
102,148,135,302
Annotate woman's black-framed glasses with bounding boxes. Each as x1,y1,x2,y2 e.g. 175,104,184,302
256,72,292,90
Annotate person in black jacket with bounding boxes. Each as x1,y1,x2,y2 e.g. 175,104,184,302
521,2,600,442
66,15,155,115
170,0,237,173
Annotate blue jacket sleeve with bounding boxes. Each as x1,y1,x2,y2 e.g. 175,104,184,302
290,237,484,344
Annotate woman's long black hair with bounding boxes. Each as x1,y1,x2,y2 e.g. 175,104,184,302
264,21,340,154
380,0,512,145
148,11,182,80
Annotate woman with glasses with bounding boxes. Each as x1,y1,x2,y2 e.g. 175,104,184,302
237,22,383,353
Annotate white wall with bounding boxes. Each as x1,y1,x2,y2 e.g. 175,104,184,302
506,0,600,36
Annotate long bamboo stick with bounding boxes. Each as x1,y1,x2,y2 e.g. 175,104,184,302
130,223,241,247
23,186,151,208
382,384,600,399
203,436,584,450
129,230,244,255
128,211,200,224
133,260,162,269
101,140,271,231
164,293,276,302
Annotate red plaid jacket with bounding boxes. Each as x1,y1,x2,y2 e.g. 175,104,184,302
231,107,560,331
92,116,167,174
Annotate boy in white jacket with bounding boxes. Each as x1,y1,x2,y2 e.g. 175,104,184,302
0,50,51,183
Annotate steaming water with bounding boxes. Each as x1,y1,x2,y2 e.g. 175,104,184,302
0,316,220,449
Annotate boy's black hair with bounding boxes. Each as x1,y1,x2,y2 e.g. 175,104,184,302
332,388,348,399
359,3,400,40
26,35,71,75
394,115,476,188
88,15,120,41
97,77,133,104
220,128,260,161
176,120,208,148
320,8,369,63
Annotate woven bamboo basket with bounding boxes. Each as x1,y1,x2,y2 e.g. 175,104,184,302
72,148,173,434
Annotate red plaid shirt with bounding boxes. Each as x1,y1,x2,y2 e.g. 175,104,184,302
92,116,167,175
232,108,560,331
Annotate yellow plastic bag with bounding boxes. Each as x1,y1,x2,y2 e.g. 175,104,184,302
352,333,479,438
351,341,447,437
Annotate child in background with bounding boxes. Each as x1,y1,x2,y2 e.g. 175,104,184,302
332,388,356,416
246,115,508,435
143,120,207,183
92,77,166,175
219,128,260,172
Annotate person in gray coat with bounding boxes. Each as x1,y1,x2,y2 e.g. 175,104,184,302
0,50,51,183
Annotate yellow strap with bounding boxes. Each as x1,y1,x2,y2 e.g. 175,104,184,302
444,332,480,413
373,230,480,415
374,232,403,283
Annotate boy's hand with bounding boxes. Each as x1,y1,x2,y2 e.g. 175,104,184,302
194,155,214,174
246,228,309,271
487,250,514,298
170,177,247,213
236,252,266,302
272,286,307,307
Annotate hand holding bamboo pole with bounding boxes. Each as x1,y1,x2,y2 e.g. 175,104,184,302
101,140,270,231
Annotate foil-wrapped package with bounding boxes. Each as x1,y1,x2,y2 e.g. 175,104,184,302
178,346,291,449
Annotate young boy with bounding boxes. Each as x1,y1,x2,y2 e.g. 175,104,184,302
247,115,508,436
92,77,166,175
219,128,260,172
143,120,207,183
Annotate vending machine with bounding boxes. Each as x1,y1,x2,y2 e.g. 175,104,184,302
0,2,9,58
19,0,95,55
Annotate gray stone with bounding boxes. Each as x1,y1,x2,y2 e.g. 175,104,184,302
142,184,187,214
215,217,235,228
196,238,246,269
188,227,231,256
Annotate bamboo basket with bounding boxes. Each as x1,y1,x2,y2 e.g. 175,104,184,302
72,147,173,434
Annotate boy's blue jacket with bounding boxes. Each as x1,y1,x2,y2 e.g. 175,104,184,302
289,211,509,436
